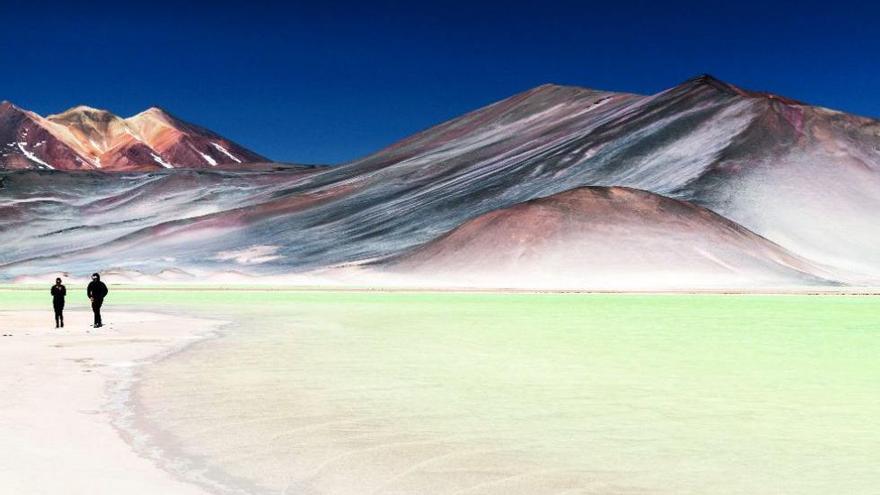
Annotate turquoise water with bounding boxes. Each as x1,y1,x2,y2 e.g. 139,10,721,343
4,290,875,494
118,292,880,494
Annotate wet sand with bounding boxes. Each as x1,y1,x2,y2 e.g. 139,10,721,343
0,309,222,494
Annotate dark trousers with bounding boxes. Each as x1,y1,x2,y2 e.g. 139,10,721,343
92,298,104,327
53,301,64,327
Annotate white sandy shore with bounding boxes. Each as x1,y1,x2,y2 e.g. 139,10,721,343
0,309,223,494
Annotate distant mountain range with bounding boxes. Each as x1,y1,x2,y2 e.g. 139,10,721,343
0,102,266,170
2,75,879,289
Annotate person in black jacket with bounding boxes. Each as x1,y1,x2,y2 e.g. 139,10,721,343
87,273,109,328
51,278,66,328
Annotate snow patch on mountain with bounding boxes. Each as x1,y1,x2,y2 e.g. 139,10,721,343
16,143,54,170
150,153,175,169
191,145,217,166
211,142,241,163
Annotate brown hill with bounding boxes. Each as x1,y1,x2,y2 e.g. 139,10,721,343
383,187,834,289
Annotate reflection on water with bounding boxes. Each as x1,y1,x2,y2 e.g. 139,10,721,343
134,293,880,494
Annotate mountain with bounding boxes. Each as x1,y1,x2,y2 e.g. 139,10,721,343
0,102,266,171
318,74,880,284
1,75,879,289
378,187,835,289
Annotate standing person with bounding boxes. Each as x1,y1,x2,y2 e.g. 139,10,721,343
51,278,66,328
87,273,109,328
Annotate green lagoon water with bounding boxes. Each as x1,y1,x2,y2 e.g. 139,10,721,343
3,290,878,494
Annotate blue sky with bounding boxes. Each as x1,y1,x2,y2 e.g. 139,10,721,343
2,0,878,164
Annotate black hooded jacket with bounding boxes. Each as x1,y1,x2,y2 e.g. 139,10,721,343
87,276,109,301
51,284,66,303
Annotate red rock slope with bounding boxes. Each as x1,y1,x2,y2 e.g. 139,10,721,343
0,101,266,171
